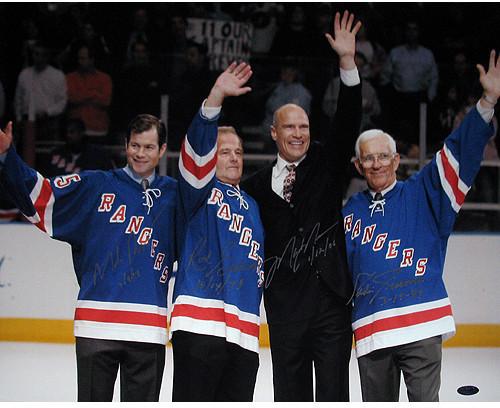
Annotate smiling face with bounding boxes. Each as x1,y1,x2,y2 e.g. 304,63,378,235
216,130,243,186
271,104,310,163
355,134,400,193
126,128,166,178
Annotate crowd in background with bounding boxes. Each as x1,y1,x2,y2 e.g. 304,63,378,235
0,2,499,227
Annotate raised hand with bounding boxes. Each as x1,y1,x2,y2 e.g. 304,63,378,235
325,10,362,70
477,50,500,105
206,61,253,107
0,121,13,154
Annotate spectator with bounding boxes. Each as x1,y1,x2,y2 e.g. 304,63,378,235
42,118,114,177
240,4,284,54
14,41,67,166
18,18,41,69
168,41,214,150
270,5,309,59
113,40,162,134
443,52,476,107
164,14,189,82
58,21,111,72
66,45,112,143
355,24,387,84
261,62,312,141
125,8,151,61
323,52,381,131
380,21,439,144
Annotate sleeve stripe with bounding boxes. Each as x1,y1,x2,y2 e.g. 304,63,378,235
179,153,216,189
183,136,218,167
443,144,469,195
436,147,468,212
179,139,217,189
29,173,55,235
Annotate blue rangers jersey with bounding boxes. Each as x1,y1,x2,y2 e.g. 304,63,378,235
170,109,264,353
0,147,177,345
342,107,493,357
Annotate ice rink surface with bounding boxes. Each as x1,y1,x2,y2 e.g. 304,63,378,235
0,342,498,402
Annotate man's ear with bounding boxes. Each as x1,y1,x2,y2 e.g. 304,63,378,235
159,143,167,157
270,125,277,142
393,153,400,172
354,159,364,177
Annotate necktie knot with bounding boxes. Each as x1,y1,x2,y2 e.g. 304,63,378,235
283,164,297,202
373,192,383,201
141,178,150,191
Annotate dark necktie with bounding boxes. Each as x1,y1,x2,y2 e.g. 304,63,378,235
141,178,150,191
283,164,296,202
373,192,383,202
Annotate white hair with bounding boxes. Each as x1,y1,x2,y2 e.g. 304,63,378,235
354,129,397,158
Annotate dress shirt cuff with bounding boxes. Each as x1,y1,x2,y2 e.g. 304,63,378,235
201,99,222,120
476,100,494,123
340,67,360,87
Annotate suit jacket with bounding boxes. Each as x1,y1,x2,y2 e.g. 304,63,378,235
241,81,362,324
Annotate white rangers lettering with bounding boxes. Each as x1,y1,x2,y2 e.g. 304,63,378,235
154,253,165,270
125,216,144,234
248,240,260,261
373,233,388,251
239,227,252,246
137,227,153,245
98,193,115,212
217,203,231,220
109,205,127,223
160,266,169,283
54,174,81,189
415,258,428,276
151,239,159,257
344,213,353,232
400,248,414,267
386,239,401,259
361,224,376,244
229,214,244,233
351,219,361,239
207,188,224,206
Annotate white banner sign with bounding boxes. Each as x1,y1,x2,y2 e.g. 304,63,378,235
187,18,253,71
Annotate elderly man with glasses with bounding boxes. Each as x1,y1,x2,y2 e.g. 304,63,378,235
342,50,500,402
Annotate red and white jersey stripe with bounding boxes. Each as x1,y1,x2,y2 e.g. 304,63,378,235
352,298,456,357
169,295,260,353
24,172,55,236
179,137,217,190
436,143,470,213
74,300,168,344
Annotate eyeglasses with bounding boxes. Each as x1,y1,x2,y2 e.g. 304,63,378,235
358,153,395,168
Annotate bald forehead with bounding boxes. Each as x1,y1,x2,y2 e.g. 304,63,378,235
273,104,309,126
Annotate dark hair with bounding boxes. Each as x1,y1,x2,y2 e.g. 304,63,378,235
65,118,86,133
77,44,95,59
126,114,166,147
186,39,208,56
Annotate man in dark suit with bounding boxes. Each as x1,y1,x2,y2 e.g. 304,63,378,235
241,10,362,401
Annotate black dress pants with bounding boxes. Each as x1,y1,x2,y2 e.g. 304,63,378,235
75,337,165,401
171,331,259,401
268,280,352,401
